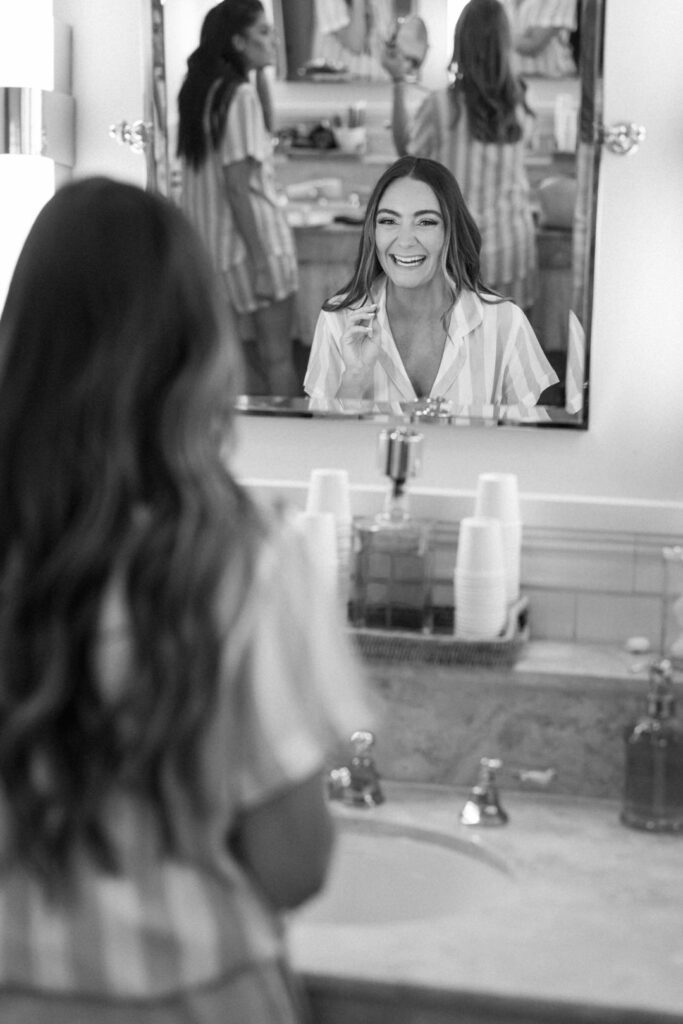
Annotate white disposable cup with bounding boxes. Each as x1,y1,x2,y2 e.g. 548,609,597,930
474,473,520,524
306,468,352,521
455,571,507,639
456,517,505,577
499,520,522,603
292,511,339,593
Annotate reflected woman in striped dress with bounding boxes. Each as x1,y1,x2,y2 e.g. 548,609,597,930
178,0,299,396
384,0,538,315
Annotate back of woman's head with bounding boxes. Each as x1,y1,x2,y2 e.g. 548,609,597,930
0,177,257,892
329,156,491,314
0,176,240,501
177,0,264,165
450,0,527,143
198,0,263,69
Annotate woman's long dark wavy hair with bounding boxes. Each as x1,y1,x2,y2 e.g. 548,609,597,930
177,0,264,168
448,0,532,144
0,177,263,894
324,156,498,323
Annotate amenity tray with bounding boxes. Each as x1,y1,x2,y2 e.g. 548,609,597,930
349,596,529,668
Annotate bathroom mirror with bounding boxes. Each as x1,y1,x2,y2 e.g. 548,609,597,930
146,0,604,430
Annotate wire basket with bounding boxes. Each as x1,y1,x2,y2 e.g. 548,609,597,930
349,596,529,668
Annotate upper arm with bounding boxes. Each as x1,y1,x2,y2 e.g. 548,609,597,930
502,305,558,405
515,25,561,55
407,93,441,161
213,526,371,906
223,158,253,197
220,85,268,167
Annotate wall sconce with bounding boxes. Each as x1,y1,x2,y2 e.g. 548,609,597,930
0,3,74,310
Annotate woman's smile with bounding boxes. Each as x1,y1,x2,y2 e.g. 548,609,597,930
389,253,427,267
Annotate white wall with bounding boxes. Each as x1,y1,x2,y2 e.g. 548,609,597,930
233,0,683,519
54,0,147,186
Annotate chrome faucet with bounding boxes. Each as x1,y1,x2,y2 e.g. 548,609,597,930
459,756,557,826
459,757,509,826
327,730,385,808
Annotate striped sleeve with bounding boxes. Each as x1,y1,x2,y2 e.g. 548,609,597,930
498,303,559,405
232,523,371,808
221,84,269,165
520,0,577,29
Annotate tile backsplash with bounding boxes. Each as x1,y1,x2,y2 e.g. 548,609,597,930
428,520,670,649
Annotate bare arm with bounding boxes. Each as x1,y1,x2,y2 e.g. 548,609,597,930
230,771,335,909
389,80,412,156
515,25,561,56
381,44,412,155
331,0,367,55
254,68,274,133
223,159,274,299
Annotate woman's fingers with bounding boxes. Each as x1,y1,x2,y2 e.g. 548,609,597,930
341,306,378,349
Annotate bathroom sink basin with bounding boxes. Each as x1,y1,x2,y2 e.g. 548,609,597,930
298,816,514,926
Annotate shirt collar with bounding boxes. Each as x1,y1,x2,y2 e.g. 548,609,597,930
448,288,484,340
372,277,485,340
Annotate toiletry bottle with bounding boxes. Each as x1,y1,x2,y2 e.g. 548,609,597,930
621,659,683,832
349,428,432,632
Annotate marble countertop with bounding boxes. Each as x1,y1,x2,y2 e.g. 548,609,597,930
288,781,683,1022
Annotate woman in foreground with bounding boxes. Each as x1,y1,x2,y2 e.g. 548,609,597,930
0,177,366,1022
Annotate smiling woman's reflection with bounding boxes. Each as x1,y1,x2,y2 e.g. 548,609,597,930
304,157,558,405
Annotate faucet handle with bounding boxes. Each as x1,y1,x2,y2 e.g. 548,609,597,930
350,729,376,755
459,756,509,827
327,730,385,807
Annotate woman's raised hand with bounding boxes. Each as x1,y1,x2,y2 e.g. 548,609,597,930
336,305,381,398
381,38,409,83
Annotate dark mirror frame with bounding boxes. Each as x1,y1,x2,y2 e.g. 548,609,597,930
145,0,605,431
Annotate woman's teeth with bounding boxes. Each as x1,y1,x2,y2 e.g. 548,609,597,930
390,254,426,266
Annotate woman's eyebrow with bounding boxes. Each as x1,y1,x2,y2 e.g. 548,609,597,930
376,207,443,217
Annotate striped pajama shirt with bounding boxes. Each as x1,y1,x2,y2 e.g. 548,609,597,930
0,524,368,1022
304,276,558,406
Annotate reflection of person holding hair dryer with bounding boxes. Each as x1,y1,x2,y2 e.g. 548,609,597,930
385,0,538,315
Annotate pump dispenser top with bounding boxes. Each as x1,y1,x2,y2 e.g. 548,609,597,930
621,659,683,833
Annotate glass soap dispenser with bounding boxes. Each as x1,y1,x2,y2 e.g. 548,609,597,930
349,427,432,633
621,658,683,833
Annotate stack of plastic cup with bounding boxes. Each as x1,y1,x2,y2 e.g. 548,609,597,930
474,473,522,605
305,468,353,602
454,517,507,639
292,511,339,595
